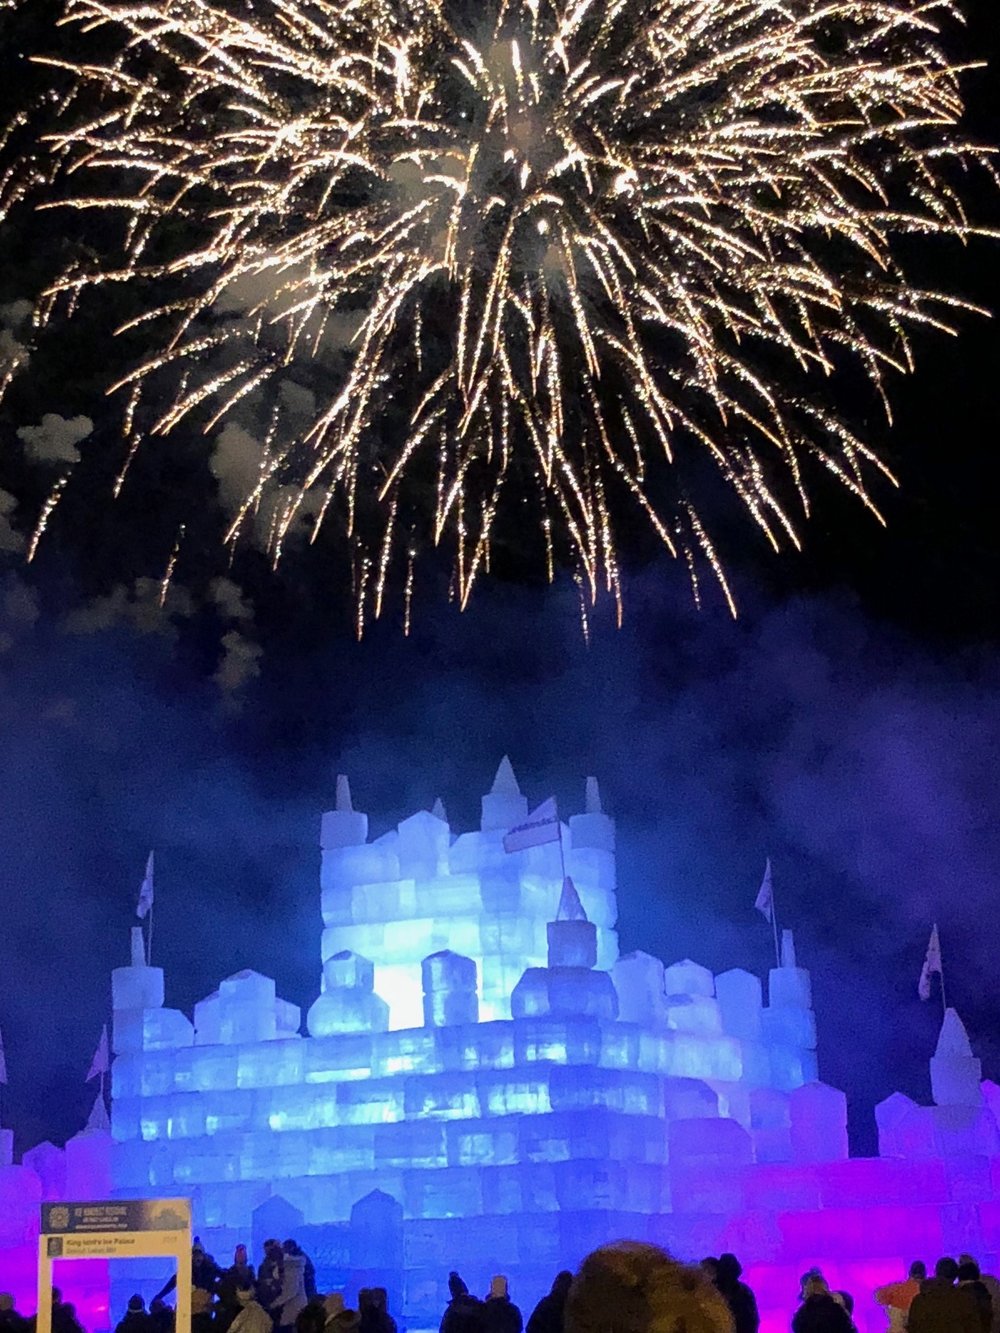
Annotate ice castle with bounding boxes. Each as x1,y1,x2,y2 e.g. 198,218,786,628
2,758,1000,1333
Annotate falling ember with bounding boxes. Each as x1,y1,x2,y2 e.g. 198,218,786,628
4,0,995,625
159,525,185,608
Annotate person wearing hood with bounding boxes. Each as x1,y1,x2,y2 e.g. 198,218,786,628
714,1254,759,1333
482,1277,522,1333
272,1243,308,1332
358,1289,396,1333
230,1288,274,1333
115,1295,154,1333
441,1272,484,1333
527,1272,572,1333
323,1294,360,1333
792,1277,853,1333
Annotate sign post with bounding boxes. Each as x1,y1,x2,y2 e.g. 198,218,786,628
37,1199,191,1333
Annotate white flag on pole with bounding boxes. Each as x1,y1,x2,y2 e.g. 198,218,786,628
503,798,560,853
919,924,942,1001
754,858,774,922
86,1025,109,1081
136,851,154,920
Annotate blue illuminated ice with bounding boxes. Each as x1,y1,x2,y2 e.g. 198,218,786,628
3,759,1000,1333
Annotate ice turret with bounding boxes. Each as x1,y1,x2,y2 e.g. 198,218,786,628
480,756,529,831
321,774,369,849
547,877,597,967
511,884,618,1021
931,1007,982,1107
112,927,166,1054
431,797,447,822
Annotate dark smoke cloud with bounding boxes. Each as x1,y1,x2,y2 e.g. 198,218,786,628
0,570,996,1157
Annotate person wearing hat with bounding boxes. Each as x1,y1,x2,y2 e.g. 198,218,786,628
441,1273,483,1333
115,1295,153,1333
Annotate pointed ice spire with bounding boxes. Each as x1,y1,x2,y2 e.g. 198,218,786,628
585,776,602,815
547,876,597,967
481,754,528,831
130,926,146,968
935,1007,973,1059
557,876,588,922
84,1093,111,1135
930,1006,982,1106
336,774,353,813
431,797,447,823
780,928,797,969
491,755,521,796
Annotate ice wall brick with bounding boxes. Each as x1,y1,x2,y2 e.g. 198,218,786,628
715,969,763,1041
547,904,598,970
321,776,368,849
761,1005,817,1051
665,996,723,1036
612,952,667,1026
511,967,619,1022
664,959,715,999
422,950,479,1027
397,810,450,880
21,1141,65,1199
669,1116,754,1170
142,1008,194,1050
768,963,812,1010
748,1088,792,1164
789,1083,849,1163
112,961,164,1017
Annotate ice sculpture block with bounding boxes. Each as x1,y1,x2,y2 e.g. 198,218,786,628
789,1082,849,1162
308,950,390,1037
716,968,763,1040
321,774,368,849
931,1008,982,1106
480,755,529,831
422,950,479,1027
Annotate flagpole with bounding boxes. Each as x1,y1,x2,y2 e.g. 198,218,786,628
147,897,154,967
939,931,948,1017
771,895,781,970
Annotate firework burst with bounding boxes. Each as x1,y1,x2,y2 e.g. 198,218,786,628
4,0,994,626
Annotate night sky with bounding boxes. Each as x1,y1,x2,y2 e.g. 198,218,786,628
0,0,998,1160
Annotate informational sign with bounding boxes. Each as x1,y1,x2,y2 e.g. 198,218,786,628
37,1198,192,1333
